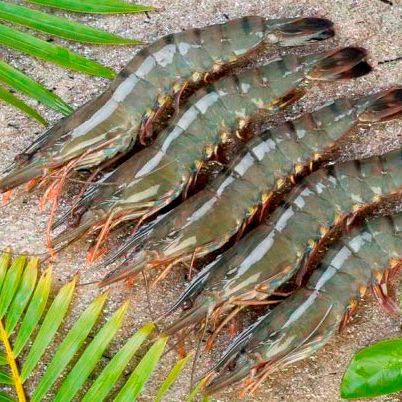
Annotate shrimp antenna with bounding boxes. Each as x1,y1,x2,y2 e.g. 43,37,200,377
154,268,212,324
77,279,99,286
190,318,209,393
378,56,402,65
142,271,157,323
197,313,268,381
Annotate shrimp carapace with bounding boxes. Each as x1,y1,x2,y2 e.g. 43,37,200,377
0,16,334,196
99,88,402,295
54,47,371,261
205,212,402,396
157,144,402,338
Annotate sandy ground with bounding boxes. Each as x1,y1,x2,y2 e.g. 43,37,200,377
0,0,402,401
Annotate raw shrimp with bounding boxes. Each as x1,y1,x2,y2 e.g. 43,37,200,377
205,211,402,396
99,86,402,292
54,47,371,261
0,17,334,197
160,145,402,338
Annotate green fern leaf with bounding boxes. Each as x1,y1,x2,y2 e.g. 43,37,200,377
0,60,72,115
5,258,38,334
0,0,149,122
20,277,76,381
0,390,14,401
82,322,155,401
0,369,12,384
0,251,11,290
0,86,46,125
53,301,129,402
0,256,27,319
115,336,168,401
0,252,195,401
0,23,115,79
27,0,154,14
0,352,7,365
155,353,193,402
31,292,109,401
0,1,141,45
13,266,52,357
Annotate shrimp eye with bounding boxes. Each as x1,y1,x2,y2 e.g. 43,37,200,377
182,300,193,310
68,206,87,227
14,152,31,164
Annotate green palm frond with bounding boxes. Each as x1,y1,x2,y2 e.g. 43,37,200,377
0,1,142,45
0,252,190,401
27,0,154,14
0,23,116,79
0,85,47,125
0,0,151,123
0,59,72,116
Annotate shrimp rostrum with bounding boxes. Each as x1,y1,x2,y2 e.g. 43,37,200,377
205,211,402,396
53,46,371,261
98,86,402,292
0,16,334,198
161,144,402,339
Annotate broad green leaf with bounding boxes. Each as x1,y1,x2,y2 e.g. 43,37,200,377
114,336,168,402
54,301,129,402
20,277,76,381
0,255,26,318
0,60,71,115
0,352,6,365
341,338,402,399
27,0,154,14
155,353,192,402
13,267,52,357
0,369,12,384
0,86,46,125
31,292,109,402
0,1,141,45
0,390,14,402
82,322,155,402
0,23,115,79
5,257,38,334
0,251,11,292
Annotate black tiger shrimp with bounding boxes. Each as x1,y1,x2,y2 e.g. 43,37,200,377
97,87,402,290
52,47,371,262
0,16,334,201
205,211,402,396
160,145,402,340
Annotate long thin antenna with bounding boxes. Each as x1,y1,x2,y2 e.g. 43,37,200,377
142,271,157,322
190,318,209,393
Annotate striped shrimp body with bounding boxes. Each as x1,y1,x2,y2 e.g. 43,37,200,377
162,146,402,337
205,213,402,396
98,86,402,292
0,17,334,196
53,47,370,260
